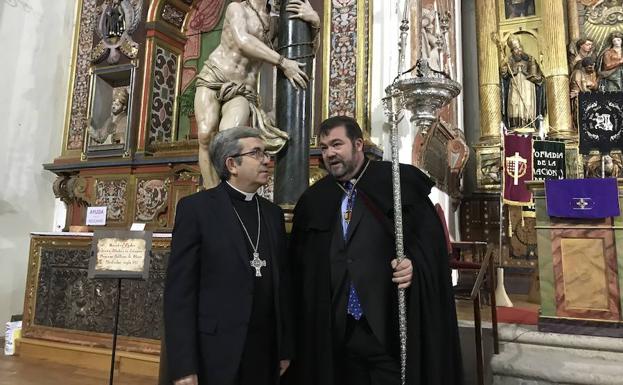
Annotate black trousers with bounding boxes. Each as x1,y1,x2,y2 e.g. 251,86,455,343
341,316,400,385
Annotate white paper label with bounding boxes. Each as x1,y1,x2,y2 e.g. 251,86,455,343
130,223,146,231
86,206,107,226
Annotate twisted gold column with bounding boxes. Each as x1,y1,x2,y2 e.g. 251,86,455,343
542,0,574,139
475,0,501,143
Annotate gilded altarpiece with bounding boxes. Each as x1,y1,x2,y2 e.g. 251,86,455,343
464,1,554,268
34,0,374,368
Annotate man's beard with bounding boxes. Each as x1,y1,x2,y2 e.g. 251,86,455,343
325,153,357,180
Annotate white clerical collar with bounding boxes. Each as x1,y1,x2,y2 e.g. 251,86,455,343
226,181,256,201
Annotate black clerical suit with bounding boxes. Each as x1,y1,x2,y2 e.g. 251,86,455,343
287,161,463,385
164,182,292,385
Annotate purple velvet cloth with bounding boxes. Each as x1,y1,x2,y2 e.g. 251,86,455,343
545,178,620,219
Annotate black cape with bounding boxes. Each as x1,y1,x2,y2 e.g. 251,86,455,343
286,161,463,385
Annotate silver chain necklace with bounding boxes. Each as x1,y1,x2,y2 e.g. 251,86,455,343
336,160,371,223
232,196,267,277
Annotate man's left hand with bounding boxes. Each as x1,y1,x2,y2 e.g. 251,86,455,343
391,258,413,289
286,0,320,29
280,360,291,376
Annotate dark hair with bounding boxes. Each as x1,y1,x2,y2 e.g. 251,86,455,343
581,56,595,67
317,115,363,143
209,126,262,181
575,38,593,50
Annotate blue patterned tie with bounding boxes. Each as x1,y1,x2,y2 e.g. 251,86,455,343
343,181,363,320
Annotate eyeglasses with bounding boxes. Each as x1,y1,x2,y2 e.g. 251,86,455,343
231,148,271,161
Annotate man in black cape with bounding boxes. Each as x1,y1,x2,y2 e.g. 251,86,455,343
287,116,463,385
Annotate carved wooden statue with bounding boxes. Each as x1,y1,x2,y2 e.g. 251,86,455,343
194,0,320,189
599,32,623,91
88,87,129,145
500,37,546,130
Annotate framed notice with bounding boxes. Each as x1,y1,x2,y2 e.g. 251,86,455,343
88,230,152,280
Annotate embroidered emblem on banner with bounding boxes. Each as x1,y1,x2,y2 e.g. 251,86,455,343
582,99,623,145
572,197,594,211
506,152,527,185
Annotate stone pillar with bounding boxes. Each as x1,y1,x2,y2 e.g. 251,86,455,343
274,0,314,206
542,0,574,139
567,0,580,42
475,0,501,143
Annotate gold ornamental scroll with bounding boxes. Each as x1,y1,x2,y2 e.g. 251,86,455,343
476,0,502,143
542,0,574,140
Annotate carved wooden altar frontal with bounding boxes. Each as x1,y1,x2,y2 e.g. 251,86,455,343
22,235,171,354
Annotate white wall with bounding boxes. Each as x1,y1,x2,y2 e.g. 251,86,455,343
0,0,76,323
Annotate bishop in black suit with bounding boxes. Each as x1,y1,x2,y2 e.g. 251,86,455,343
164,127,292,385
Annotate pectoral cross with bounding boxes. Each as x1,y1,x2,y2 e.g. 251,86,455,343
250,252,266,277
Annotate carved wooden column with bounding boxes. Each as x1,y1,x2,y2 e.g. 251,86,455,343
568,0,580,42
475,0,501,144
542,0,574,139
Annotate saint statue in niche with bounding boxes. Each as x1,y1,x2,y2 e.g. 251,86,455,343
504,0,535,19
88,87,129,145
500,37,546,131
104,0,126,38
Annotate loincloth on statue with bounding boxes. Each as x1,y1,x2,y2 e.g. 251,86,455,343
196,60,288,153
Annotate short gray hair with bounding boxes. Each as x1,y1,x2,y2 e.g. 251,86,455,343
209,126,262,181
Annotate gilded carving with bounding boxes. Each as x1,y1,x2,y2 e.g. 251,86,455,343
161,2,186,29
135,178,170,222
67,0,99,151
53,175,91,206
309,167,327,186
94,178,129,222
92,0,143,64
582,0,623,49
257,174,274,202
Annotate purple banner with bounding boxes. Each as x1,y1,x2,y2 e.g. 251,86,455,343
545,178,620,219
504,134,533,205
